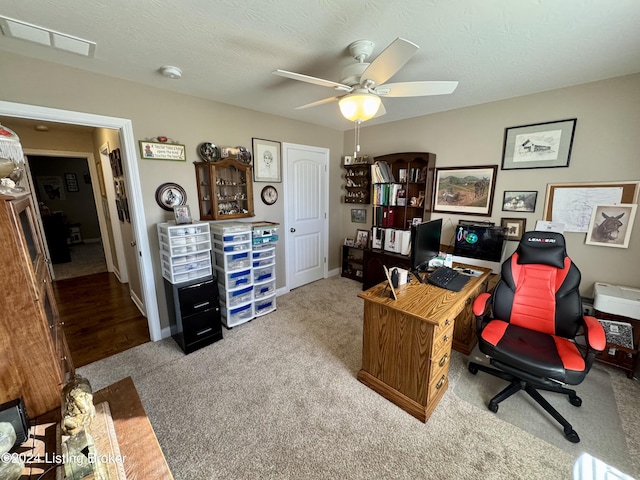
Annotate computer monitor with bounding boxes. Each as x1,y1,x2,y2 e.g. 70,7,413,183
452,223,507,273
410,218,443,274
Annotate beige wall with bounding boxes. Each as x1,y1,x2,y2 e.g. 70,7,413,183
2,49,638,308
0,51,344,329
344,74,640,296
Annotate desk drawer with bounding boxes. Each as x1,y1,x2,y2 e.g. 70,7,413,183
429,349,451,380
427,364,450,404
432,323,454,356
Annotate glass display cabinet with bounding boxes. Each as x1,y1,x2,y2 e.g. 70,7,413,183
194,159,255,221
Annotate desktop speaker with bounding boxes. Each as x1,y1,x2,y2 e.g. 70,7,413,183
0,398,29,449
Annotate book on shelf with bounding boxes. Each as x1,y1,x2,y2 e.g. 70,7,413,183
597,318,634,350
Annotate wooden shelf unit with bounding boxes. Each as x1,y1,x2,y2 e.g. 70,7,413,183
341,245,365,282
194,159,254,221
343,163,371,204
372,152,436,230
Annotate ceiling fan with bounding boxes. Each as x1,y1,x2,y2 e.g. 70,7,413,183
273,37,458,122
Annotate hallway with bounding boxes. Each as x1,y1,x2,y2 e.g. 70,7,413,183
53,272,150,367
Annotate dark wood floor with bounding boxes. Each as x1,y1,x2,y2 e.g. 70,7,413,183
53,271,151,368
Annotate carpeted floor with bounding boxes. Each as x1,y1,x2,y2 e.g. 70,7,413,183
78,275,640,480
455,345,632,473
53,241,107,280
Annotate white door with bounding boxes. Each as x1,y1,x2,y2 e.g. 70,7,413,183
284,143,329,290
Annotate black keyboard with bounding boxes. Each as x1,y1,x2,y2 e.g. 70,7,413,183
427,266,470,292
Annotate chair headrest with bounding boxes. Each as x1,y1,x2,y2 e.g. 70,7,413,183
515,231,567,268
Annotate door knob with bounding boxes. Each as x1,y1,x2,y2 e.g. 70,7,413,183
290,228,296,232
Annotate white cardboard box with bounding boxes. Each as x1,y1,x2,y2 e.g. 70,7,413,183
593,282,640,320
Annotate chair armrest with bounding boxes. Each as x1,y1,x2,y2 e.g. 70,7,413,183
473,293,491,317
473,293,492,332
582,315,606,352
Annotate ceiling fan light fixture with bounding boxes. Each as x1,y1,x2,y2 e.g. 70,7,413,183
338,93,381,122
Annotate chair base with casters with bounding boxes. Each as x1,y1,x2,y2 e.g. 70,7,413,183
468,358,582,443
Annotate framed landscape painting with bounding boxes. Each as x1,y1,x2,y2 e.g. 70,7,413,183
433,165,498,216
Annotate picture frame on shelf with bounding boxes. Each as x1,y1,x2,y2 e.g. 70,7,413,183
355,229,369,249
433,165,498,216
174,205,192,225
252,138,281,182
502,190,537,212
344,238,355,247
585,204,637,249
501,118,576,170
351,208,366,223
501,217,526,241
343,155,354,165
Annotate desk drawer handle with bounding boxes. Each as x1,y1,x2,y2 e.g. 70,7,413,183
436,375,446,390
443,335,450,343
439,353,449,368
445,318,451,326
193,301,210,310
196,327,213,336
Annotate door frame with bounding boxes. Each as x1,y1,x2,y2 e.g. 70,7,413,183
282,142,330,291
0,100,162,341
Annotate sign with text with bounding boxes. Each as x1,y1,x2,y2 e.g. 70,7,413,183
139,141,186,161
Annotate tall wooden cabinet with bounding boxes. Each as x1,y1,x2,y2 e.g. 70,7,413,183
372,152,436,230
0,193,73,418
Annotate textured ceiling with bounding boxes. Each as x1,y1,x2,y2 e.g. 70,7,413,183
1,0,640,131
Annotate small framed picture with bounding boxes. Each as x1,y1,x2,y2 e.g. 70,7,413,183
344,237,355,247
174,205,192,225
355,229,369,249
412,217,422,226
343,155,354,165
501,217,526,241
585,204,637,249
351,208,366,223
502,191,537,212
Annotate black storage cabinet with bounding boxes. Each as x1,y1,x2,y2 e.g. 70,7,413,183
164,276,223,354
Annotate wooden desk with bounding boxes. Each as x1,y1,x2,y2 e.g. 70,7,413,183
357,266,491,422
93,377,173,479
20,377,172,479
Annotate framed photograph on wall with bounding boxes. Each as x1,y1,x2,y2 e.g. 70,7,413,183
64,173,79,192
433,165,498,216
351,208,366,223
502,190,537,212
252,138,281,182
585,204,637,248
501,118,577,170
501,217,526,241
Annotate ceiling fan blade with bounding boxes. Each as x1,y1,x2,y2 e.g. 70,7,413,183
294,96,341,110
273,69,352,91
376,81,459,97
374,102,387,118
360,37,419,86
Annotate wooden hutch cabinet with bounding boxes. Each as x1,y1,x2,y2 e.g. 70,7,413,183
0,193,73,418
194,159,255,221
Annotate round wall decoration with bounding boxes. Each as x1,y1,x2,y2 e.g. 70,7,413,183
260,185,278,205
198,142,219,162
155,182,187,211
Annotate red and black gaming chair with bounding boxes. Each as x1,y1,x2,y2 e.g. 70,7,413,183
468,231,606,443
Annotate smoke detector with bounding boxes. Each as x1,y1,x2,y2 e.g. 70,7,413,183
160,65,182,79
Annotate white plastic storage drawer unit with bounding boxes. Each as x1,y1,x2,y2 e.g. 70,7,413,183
254,295,276,317
157,221,212,284
220,301,255,328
